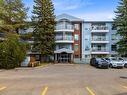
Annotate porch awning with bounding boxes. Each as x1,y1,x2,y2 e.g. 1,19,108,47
54,48,74,54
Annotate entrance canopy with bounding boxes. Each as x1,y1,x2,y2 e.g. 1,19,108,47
54,48,74,54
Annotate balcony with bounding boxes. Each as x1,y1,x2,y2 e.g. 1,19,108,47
55,36,74,43
91,38,109,43
55,25,74,32
56,44,72,50
91,48,109,54
91,26,109,33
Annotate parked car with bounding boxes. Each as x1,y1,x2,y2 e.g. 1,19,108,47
104,57,124,68
90,57,96,66
118,57,127,68
90,58,109,69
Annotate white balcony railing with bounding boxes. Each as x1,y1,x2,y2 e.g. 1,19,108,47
92,38,107,41
92,26,108,30
91,37,109,43
92,49,108,52
55,36,74,43
91,26,109,33
91,48,109,54
56,36,73,41
56,25,74,30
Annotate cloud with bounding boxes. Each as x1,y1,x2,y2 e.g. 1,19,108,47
53,0,93,11
73,12,115,21
63,5,79,10
53,0,115,21
24,0,116,21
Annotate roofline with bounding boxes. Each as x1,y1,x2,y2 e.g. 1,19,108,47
56,13,84,22
25,20,114,23
83,21,114,23
56,20,83,22
56,19,83,22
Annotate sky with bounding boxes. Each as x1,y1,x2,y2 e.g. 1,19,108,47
23,0,119,21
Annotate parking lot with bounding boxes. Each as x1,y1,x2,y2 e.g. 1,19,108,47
0,64,127,95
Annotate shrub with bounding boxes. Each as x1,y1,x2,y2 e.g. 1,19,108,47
20,33,33,40
0,33,28,69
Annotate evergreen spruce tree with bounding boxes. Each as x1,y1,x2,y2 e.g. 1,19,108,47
0,0,28,33
0,0,29,69
114,0,127,56
32,0,56,61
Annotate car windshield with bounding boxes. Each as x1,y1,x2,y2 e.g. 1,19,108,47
124,58,127,61
101,58,105,61
96,58,101,61
111,58,117,61
118,58,124,61
96,58,105,62
105,58,110,61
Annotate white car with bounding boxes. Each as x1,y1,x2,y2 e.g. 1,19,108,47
104,57,124,68
118,57,127,68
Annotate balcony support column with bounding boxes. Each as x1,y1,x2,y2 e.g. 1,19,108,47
54,53,58,63
71,54,74,64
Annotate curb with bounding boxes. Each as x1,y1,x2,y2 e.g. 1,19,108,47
35,64,49,69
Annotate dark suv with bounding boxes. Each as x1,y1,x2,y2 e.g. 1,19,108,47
90,58,109,69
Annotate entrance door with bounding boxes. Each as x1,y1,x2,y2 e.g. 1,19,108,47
58,52,71,63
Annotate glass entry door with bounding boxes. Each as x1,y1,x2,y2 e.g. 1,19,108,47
58,52,71,63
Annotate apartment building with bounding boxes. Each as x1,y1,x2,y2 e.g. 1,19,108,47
82,21,119,61
54,14,83,63
17,14,119,63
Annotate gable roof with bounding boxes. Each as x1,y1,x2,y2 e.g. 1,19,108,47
56,13,83,22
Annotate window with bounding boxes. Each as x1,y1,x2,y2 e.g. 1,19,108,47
35,55,40,61
74,34,79,41
85,46,90,51
74,24,79,30
85,28,88,30
85,55,90,58
74,44,79,51
85,39,88,40
111,45,117,51
97,45,101,51
59,45,69,49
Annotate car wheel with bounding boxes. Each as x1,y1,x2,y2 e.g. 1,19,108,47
124,64,127,68
109,64,113,68
106,65,109,69
95,63,99,68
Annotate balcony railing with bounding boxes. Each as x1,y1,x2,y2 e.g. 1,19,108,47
56,25,74,30
92,38,107,41
91,49,110,54
56,47,72,50
92,48,108,52
55,36,73,41
91,26,108,30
